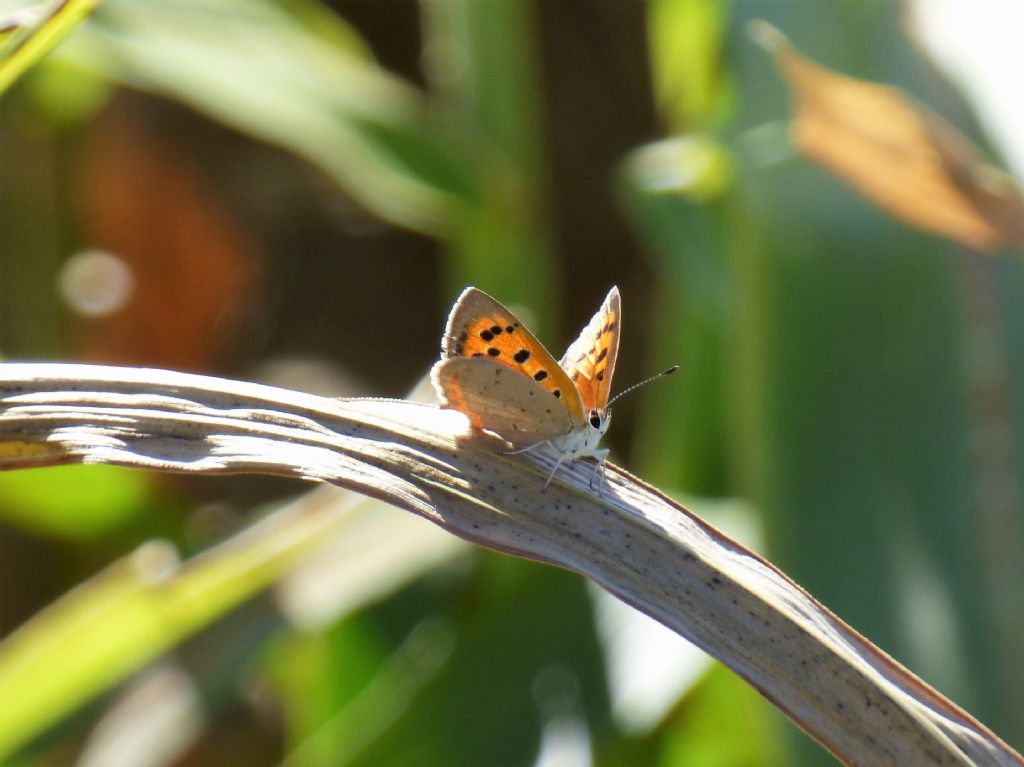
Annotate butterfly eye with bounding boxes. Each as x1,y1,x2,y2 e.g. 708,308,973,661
588,410,602,429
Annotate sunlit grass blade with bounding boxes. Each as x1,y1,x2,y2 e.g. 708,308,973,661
0,0,97,95
0,484,461,761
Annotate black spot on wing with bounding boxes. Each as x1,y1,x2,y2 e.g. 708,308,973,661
514,349,530,363
533,370,548,381
487,347,500,357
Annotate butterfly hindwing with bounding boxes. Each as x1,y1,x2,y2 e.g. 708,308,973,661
558,286,621,412
440,288,585,426
432,356,577,444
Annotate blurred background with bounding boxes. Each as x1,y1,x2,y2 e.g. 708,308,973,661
2,0,1024,765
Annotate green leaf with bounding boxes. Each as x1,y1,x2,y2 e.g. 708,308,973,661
0,464,149,537
67,0,477,234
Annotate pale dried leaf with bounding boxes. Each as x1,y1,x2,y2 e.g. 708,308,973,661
1,363,1021,767
752,21,1024,253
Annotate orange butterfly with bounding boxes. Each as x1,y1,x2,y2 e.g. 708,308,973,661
431,286,621,486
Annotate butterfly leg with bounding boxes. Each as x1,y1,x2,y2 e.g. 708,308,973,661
503,440,547,456
502,440,581,490
543,450,571,490
589,448,610,491
502,440,564,488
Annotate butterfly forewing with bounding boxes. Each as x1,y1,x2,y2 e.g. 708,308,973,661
558,286,621,412
432,356,576,443
440,288,585,426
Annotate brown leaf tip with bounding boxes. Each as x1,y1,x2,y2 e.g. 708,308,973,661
747,20,789,56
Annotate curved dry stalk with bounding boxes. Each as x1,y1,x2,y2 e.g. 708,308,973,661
0,362,1019,767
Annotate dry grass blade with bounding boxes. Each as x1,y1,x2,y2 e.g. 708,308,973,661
1,362,1020,767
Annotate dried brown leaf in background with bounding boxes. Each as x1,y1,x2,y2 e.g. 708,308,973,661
75,98,260,371
752,21,1024,253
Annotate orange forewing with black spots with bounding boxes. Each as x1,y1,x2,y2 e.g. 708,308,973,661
558,287,620,412
456,317,555,391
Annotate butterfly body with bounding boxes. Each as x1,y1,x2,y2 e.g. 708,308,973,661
431,286,620,486
542,413,608,466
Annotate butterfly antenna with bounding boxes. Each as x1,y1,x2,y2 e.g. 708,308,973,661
607,365,679,406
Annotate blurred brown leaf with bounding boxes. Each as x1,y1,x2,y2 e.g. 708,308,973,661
753,21,1024,253
76,98,260,371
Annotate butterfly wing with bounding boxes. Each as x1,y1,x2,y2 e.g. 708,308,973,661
559,286,621,412
432,356,576,444
439,287,585,426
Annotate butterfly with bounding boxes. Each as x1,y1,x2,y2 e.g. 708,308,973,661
431,286,620,487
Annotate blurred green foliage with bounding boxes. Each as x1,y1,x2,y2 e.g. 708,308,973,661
1,1,1022,766
0,464,150,536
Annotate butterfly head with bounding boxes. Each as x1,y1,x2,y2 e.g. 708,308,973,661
588,407,611,437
